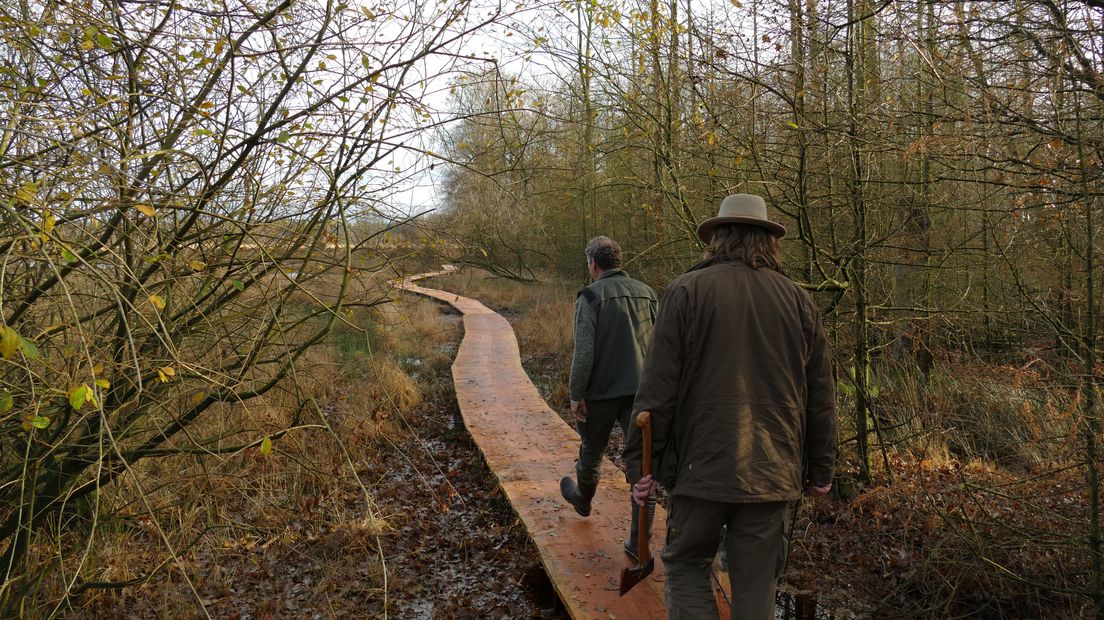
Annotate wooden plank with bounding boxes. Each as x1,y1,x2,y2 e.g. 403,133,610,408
401,272,731,619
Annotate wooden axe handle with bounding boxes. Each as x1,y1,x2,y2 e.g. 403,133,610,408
636,411,652,562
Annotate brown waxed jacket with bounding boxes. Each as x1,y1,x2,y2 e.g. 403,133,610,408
623,257,837,503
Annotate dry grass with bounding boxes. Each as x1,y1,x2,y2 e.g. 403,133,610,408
865,358,1081,474
30,271,459,619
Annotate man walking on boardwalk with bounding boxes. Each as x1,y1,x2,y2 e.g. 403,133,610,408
560,236,658,560
623,194,837,619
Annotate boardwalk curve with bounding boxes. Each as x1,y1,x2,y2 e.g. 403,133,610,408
401,270,731,619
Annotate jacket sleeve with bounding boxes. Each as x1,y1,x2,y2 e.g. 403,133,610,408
568,295,597,401
624,283,687,484
803,298,837,487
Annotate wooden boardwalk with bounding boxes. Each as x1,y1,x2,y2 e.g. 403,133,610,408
401,270,731,619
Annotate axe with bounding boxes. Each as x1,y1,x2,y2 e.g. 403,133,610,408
619,410,654,596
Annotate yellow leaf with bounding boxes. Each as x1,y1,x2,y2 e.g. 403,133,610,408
199,101,215,109
190,391,206,406
43,210,55,234
16,182,37,204
1,327,19,359
259,436,272,456
189,260,206,271
148,294,165,310
95,378,110,389
135,204,156,217
157,369,167,383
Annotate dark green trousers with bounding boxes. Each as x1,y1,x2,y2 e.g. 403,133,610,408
573,395,635,485
662,496,791,620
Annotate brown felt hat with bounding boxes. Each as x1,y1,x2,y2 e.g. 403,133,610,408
696,194,786,242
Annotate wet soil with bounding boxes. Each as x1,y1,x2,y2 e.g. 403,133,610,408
363,313,569,619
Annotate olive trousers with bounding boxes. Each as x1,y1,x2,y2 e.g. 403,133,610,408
662,496,791,620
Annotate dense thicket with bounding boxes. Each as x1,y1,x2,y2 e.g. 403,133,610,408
0,0,502,614
437,0,1103,615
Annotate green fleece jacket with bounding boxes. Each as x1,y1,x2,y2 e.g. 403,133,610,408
569,269,657,402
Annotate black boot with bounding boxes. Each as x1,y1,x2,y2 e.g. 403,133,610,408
623,496,656,561
717,524,729,571
560,477,598,517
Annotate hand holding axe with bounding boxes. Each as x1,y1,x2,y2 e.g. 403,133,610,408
619,410,654,596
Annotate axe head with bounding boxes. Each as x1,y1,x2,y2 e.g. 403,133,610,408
618,556,655,596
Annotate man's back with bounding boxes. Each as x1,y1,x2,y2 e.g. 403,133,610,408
576,270,657,401
632,258,835,503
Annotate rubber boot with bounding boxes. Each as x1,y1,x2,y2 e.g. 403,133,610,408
623,496,656,561
560,477,598,517
717,524,729,571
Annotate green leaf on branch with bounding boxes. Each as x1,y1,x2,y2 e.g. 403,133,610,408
259,436,273,456
0,391,12,414
231,279,245,291
69,384,89,410
19,337,40,360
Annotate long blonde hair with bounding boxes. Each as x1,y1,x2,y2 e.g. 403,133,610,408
703,223,782,273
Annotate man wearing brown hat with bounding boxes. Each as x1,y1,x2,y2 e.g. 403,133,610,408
623,194,837,619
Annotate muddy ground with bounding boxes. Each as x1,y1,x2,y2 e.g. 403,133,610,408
385,298,829,619
362,308,569,619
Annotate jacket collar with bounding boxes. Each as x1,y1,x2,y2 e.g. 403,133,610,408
685,256,742,273
685,256,790,279
578,268,628,297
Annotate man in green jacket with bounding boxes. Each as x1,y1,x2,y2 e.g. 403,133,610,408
560,236,657,559
624,194,837,619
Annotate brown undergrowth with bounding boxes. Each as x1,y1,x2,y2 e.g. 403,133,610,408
59,265,1093,618
48,262,555,618
58,289,433,618
426,268,1098,620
